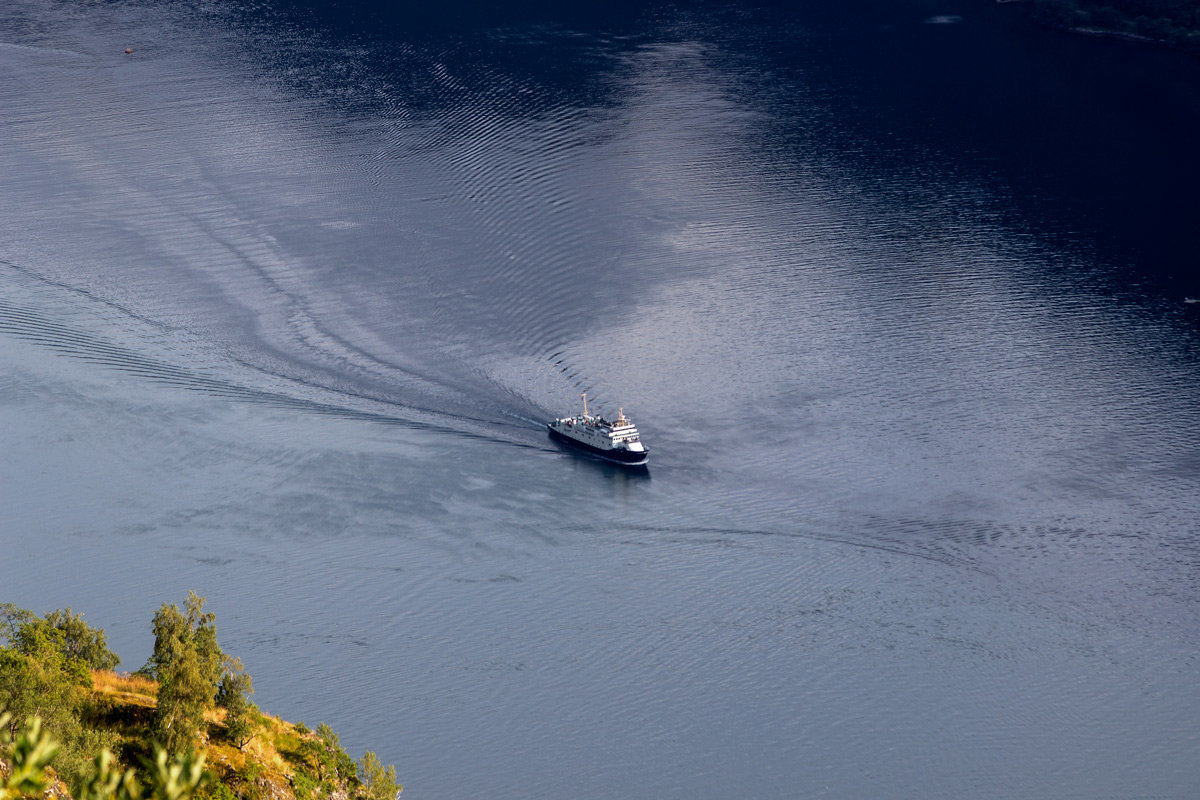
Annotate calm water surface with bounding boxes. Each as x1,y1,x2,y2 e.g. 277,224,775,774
3,1,1199,798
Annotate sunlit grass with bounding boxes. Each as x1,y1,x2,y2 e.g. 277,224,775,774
82,669,335,798
91,670,157,706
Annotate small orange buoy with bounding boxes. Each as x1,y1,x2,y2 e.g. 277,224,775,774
124,48,133,54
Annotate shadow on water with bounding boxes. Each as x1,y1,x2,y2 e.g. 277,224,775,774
751,0,1200,303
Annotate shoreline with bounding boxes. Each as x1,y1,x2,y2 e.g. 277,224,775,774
998,0,1200,55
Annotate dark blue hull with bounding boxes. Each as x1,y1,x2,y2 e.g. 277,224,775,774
547,426,649,467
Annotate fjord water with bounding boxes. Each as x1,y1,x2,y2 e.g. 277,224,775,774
3,0,1199,797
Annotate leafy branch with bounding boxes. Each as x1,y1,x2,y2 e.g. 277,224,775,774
1,711,207,800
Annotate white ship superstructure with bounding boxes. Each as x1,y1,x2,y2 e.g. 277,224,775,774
547,394,648,466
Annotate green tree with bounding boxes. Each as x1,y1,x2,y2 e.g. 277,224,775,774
148,594,224,755
0,625,85,734
153,645,211,756
355,751,400,800
215,657,256,750
43,609,121,671
0,615,116,784
146,594,221,687
184,596,222,694
314,724,356,783
0,605,35,649
12,619,91,689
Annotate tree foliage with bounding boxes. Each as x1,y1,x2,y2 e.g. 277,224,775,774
0,617,87,740
0,605,35,649
355,752,400,800
0,608,120,783
215,657,256,750
0,712,59,800
1,710,208,800
1,605,118,677
2,597,398,799
148,594,225,756
281,724,400,800
314,724,356,784
44,609,121,672
1,632,80,719
146,594,222,687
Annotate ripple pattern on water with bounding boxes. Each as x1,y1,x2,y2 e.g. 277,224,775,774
4,2,1200,799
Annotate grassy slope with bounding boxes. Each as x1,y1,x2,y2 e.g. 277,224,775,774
80,672,342,800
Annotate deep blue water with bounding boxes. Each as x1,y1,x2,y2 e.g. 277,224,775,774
3,1,1199,798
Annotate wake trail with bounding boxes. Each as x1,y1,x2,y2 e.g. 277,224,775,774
0,259,547,447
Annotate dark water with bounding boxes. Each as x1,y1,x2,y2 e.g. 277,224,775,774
3,1,1199,797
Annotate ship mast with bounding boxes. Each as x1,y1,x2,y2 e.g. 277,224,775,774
582,392,588,417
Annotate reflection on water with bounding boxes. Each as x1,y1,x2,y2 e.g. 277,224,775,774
2,1,1199,799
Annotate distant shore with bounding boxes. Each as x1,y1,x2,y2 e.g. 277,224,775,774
1005,0,1200,54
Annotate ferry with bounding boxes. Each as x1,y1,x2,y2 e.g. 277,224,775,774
547,394,649,466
